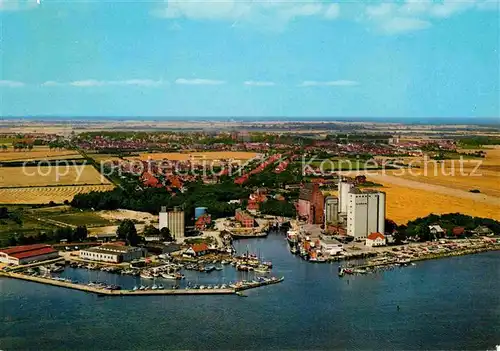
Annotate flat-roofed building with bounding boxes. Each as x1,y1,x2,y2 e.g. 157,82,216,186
79,244,145,263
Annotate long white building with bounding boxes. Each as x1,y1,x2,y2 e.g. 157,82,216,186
347,188,385,240
159,206,185,239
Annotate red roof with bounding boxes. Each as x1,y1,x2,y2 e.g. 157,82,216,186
0,244,50,255
10,247,57,260
452,227,465,236
367,232,385,240
191,243,208,253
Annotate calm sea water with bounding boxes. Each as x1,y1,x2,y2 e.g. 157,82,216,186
1,233,499,350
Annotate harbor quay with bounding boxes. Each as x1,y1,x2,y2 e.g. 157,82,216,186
0,271,284,296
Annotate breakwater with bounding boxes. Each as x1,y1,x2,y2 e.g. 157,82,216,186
0,271,284,296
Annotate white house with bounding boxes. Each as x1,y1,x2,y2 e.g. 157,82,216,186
429,225,445,236
365,232,386,247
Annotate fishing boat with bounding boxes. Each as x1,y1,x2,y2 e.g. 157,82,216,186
205,265,216,273
254,265,270,274
140,272,154,279
161,273,177,280
215,266,223,271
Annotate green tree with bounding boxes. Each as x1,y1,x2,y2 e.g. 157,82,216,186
143,224,160,237
73,225,88,242
116,219,140,246
159,227,173,242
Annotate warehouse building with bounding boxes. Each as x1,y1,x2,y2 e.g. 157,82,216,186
79,244,145,263
0,244,59,265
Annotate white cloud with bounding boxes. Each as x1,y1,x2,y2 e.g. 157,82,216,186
324,4,340,19
244,81,276,86
41,81,63,87
45,79,165,87
153,0,342,27
175,78,225,85
364,0,497,34
300,80,359,87
0,80,25,87
381,17,431,34
70,80,105,87
0,0,37,11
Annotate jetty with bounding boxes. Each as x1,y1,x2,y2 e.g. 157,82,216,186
0,271,284,297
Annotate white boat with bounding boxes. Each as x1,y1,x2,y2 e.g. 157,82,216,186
140,273,154,279
152,284,158,290
132,286,138,291
158,284,164,290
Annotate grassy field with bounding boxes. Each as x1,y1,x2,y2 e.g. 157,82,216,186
29,207,114,227
0,185,115,204
0,165,111,188
0,216,58,240
134,151,259,162
0,146,81,162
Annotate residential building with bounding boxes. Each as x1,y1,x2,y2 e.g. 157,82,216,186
365,232,386,247
324,196,339,225
159,206,185,239
0,244,59,265
347,188,385,240
184,243,209,256
195,214,212,230
79,244,145,263
429,225,446,236
297,183,324,224
235,209,255,228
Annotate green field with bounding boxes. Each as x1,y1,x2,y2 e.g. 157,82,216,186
29,207,113,227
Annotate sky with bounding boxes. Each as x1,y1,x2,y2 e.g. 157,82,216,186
0,0,499,120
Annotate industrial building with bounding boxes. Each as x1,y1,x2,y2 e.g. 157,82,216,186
297,183,324,225
338,181,354,214
0,244,59,265
324,196,339,225
346,188,386,240
159,206,185,239
79,244,145,263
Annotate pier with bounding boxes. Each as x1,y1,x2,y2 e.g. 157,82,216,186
0,271,284,296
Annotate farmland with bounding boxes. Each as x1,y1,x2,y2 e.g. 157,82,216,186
0,185,115,204
0,146,81,162
0,165,111,188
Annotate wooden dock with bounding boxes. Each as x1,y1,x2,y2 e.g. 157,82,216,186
0,271,284,296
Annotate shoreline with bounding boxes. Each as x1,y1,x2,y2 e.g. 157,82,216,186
346,244,500,270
